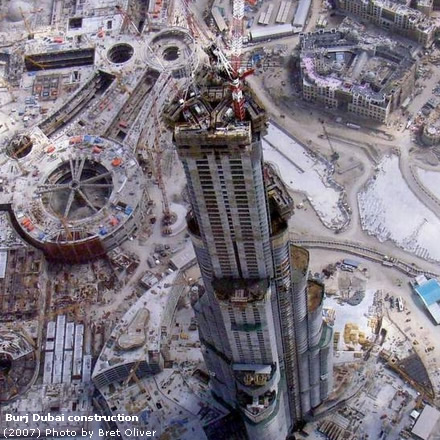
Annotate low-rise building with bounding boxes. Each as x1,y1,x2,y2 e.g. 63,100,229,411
298,19,417,123
411,275,440,324
336,0,437,47
411,405,440,440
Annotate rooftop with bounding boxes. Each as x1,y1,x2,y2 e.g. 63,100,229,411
299,18,416,103
414,278,440,306
411,405,440,440
413,278,440,324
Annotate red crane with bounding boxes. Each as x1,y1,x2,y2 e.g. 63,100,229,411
180,0,201,40
229,0,254,121
179,0,251,120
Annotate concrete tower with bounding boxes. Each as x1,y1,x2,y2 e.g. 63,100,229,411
165,68,333,438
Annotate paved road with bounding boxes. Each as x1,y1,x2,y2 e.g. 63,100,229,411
399,144,440,216
290,235,440,278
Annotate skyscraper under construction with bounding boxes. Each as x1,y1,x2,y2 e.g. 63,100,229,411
165,66,333,439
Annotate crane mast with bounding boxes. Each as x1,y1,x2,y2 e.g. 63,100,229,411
151,100,176,234
180,0,200,41
230,0,248,121
178,0,248,120
115,5,141,35
231,0,244,72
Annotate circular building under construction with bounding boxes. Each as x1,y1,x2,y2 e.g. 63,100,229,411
1,130,144,263
145,27,198,78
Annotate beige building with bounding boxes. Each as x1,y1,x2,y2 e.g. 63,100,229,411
337,0,437,47
299,23,417,123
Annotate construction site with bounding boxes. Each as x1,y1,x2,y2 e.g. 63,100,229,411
0,0,440,439
298,17,417,123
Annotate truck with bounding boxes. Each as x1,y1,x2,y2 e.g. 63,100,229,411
343,258,359,269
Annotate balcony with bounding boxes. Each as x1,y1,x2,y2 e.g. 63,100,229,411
213,277,269,303
234,363,279,397
238,389,277,424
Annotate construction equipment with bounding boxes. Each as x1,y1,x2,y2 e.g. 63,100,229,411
19,7,34,39
164,276,193,288
151,100,176,234
123,359,142,387
208,0,253,120
0,78,17,102
56,214,73,241
115,5,141,36
320,120,339,162
25,56,47,71
180,0,211,44
123,359,150,396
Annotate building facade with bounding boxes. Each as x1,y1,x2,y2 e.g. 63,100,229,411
336,0,437,47
299,24,417,123
165,72,333,438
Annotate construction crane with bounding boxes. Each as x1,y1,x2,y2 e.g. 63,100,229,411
112,70,130,94
180,0,212,45
11,137,32,158
144,43,188,101
8,136,31,175
132,368,149,395
180,0,201,41
123,359,142,387
97,44,131,95
229,0,253,120
144,12,152,33
0,78,17,102
25,56,47,71
206,0,252,120
151,100,176,234
19,7,34,39
179,0,250,119
123,359,150,397
231,0,244,73
164,276,194,288
56,213,73,241
320,120,339,162
12,159,29,176
115,5,141,36
3,375,18,398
